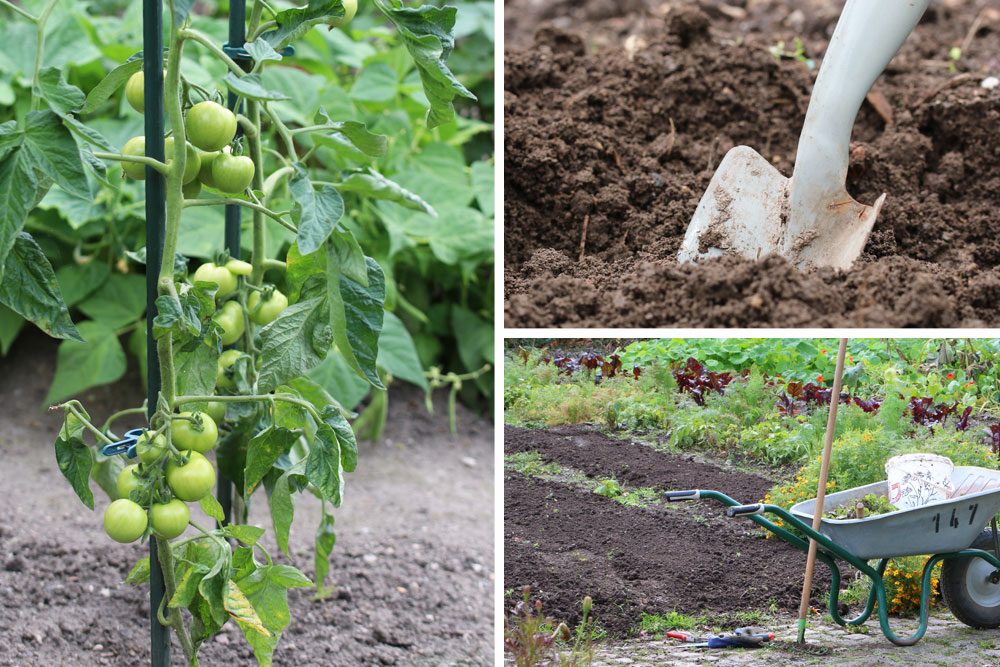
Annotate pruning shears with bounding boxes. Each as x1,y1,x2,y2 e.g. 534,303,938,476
101,428,147,459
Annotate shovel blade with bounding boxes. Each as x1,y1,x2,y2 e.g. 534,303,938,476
678,146,789,265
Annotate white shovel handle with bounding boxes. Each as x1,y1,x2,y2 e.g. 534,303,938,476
789,0,928,220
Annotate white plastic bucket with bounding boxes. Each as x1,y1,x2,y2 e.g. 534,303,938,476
885,453,954,510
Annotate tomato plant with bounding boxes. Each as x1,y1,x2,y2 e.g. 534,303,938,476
136,431,166,464
11,1,489,664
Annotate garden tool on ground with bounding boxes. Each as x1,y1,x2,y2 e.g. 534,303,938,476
678,0,929,271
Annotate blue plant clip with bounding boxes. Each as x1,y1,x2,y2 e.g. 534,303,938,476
222,41,295,61
101,428,147,459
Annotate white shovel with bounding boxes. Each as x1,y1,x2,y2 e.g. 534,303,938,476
678,0,929,271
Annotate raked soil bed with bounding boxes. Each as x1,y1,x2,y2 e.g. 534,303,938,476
503,424,846,636
503,0,1000,327
0,332,494,666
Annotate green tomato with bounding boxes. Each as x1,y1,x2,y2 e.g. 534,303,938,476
185,101,237,152
225,259,253,276
212,152,255,194
163,137,201,184
213,300,245,346
192,262,238,299
150,499,190,539
330,0,357,26
172,411,218,453
192,401,226,424
126,71,144,113
248,288,288,326
217,349,242,389
197,150,219,188
121,136,147,180
136,431,167,465
116,464,142,499
182,179,202,199
104,499,148,543
166,451,216,502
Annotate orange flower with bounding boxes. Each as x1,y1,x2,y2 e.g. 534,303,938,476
817,375,824,383
947,373,954,379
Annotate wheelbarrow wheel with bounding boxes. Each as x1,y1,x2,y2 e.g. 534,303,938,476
941,530,1000,629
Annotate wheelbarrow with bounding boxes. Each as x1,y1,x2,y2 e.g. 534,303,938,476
665,466,1000,646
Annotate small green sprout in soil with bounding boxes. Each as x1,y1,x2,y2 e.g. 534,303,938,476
824,494,898,520
504,588,601,667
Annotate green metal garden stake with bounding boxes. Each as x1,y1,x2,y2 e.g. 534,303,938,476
142,0,169,663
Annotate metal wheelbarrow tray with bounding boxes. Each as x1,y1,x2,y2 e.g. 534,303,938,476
665,466,1000,646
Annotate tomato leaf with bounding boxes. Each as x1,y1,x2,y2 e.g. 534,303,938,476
53,409,94,509
327,254,385,390
306,423,341,506
328,228,368,287
320,404,357,473
21,110,90,200
44,320,126,406
289,166,344,255
268,564,312,589
264,468,294,559
244,426,299,497
125,556,150,585
223,524,267,547
314,110,387,158
257,286,333,394
199,493,225,524
81,53,142,114
313,507,337,596
335,168,435,215
174,339,219,397
285,375,354,419
244,38,283,65
262,0,347,48
35,67,84,117
0,128,40,281
372,0,477,128
222,72,290,102
225,579,272,637
54,261,110,308
284,241,325,303
0,233,83,342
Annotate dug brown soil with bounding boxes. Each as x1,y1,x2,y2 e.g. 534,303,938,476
0,331,493,666
504,0,1000,327
504,425,846,636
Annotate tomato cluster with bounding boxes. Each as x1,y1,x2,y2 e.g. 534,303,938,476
119,75,254,195
104,414,218,544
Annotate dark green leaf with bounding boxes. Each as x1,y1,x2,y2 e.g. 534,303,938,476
289,167,344,255
0,233,82,341
263,0,346,48
328,255,385,389
306,423,341,505
320,404,357,473
257,292,332,393
245,426,299,496
53,409,94,509
0,135,39,278
327,228,368,286
372,0,477,127
223,72,290,102
174,339,219,397
43,320,126,405
22,110,89,199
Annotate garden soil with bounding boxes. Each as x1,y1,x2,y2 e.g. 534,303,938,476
504,424,849,636
0,331,494,666
503,0,1000,327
